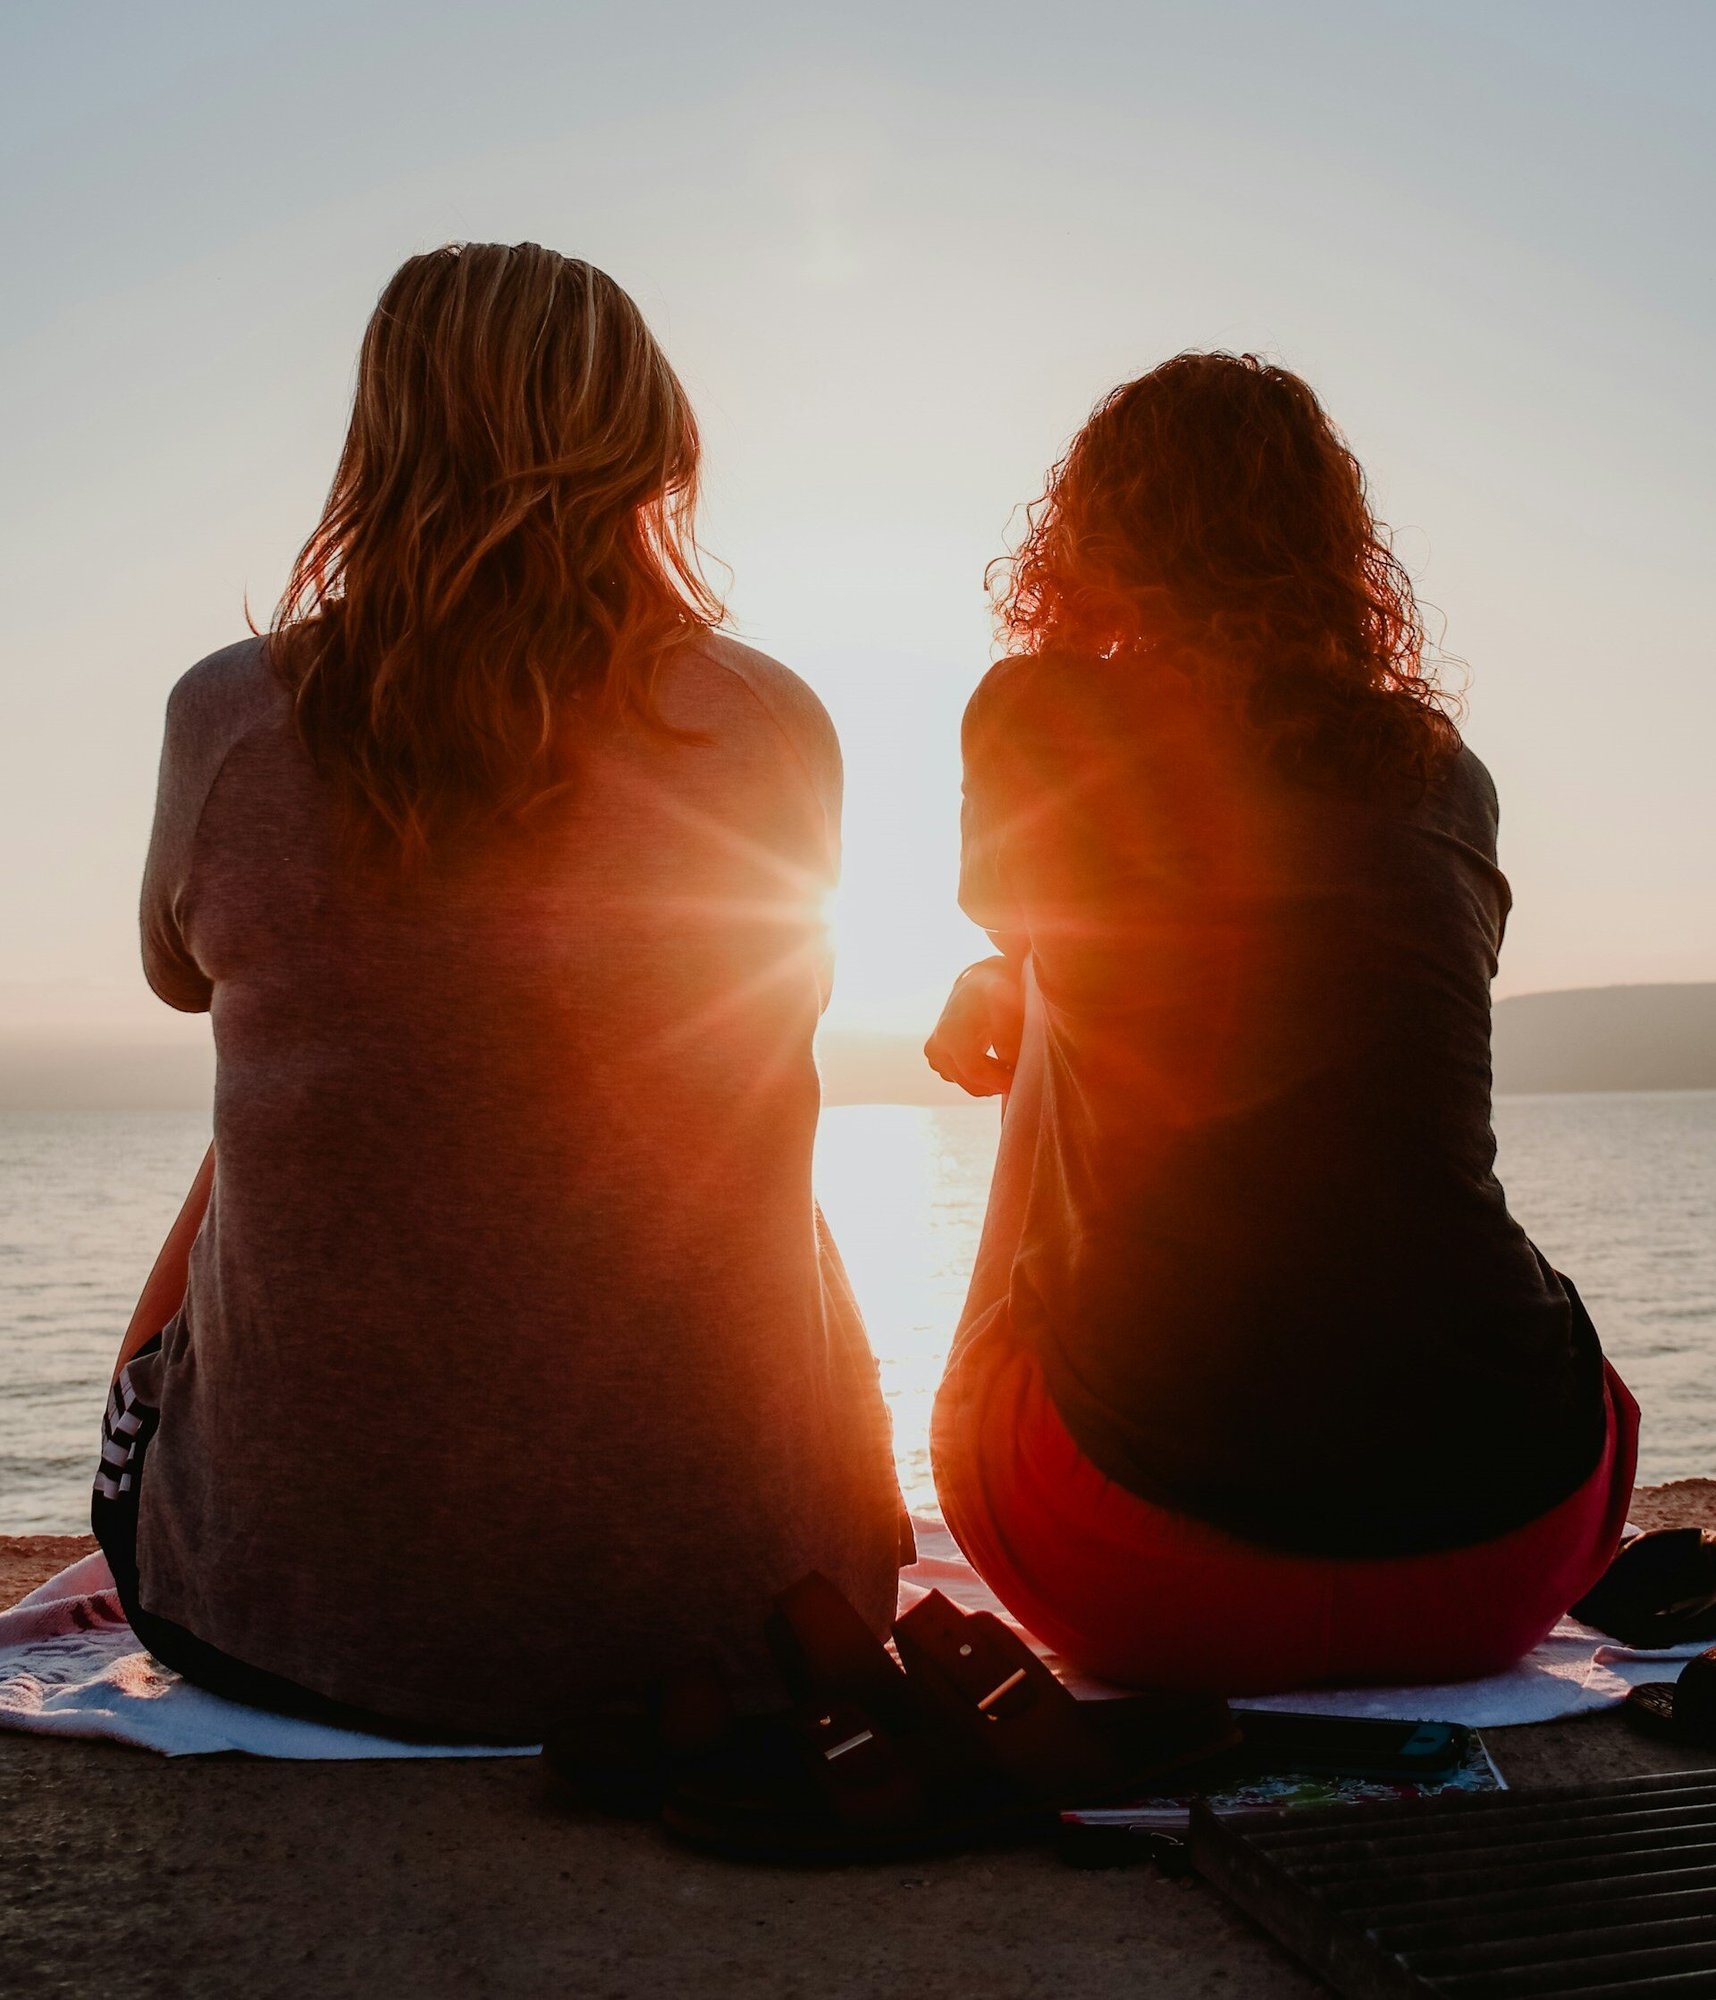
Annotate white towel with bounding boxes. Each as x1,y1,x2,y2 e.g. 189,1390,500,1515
1,1519,1707,1759
0,1553,531,1760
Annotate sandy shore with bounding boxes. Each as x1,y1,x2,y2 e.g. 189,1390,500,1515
4,1484,1713,1999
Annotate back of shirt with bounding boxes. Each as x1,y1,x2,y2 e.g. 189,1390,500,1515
957,653,1605,1557
133,634,902,1735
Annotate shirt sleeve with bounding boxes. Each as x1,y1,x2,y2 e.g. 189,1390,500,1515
779,670,843,895
703,638,845,1015
957,672,1028,949
140,676,216,1013
140,639,282,1011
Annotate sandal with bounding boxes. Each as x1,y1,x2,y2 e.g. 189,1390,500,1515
655,1574,1238,1862
1624,1645,1716,1748
1573,1527,1716,1648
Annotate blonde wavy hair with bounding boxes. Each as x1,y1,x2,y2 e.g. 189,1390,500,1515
270,242,723,860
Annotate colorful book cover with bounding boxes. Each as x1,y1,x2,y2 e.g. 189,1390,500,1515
1061,1727,1504,1831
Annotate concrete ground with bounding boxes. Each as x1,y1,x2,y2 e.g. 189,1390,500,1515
3,1484,1714,2000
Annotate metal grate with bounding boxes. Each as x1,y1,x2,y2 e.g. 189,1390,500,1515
1189,1766,1716,1998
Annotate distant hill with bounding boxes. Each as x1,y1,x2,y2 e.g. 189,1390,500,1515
1491,983,1716,1095
819,982,1716,1105
0,983,1710,1112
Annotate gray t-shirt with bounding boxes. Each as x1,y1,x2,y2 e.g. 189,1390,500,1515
131,633,902,1736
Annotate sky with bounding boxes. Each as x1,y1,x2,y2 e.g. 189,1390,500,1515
3,0,1712,1041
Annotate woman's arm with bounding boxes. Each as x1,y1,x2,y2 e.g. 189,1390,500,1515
113,1144,214,1383
929,670,1033,1097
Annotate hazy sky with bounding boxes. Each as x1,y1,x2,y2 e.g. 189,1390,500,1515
4,0,1712,1037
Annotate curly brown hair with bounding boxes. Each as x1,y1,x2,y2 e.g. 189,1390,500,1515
993,352,1461,792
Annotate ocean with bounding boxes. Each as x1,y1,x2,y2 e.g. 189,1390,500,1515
3,1092,1713,1533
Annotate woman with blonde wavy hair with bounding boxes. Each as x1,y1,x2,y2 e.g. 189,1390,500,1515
95,243,904,1739
927,353,1635,1694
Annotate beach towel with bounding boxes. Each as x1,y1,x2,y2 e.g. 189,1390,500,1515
0,1519,1706,1759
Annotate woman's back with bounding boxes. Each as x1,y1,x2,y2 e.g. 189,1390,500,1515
133,632,901,1735
957,651,1604,1556
931,351,1625,1695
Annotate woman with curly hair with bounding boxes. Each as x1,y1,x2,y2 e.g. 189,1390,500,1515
97,244,904,1739
926,353,1634,1692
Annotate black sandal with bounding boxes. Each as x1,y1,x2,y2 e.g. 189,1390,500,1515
1573,1528,1716,1648
1625,1645,1716,1749
652,1574,1237,1863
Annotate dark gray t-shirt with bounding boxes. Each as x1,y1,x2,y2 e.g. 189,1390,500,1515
131,634,902,1735
952,653,1607,1558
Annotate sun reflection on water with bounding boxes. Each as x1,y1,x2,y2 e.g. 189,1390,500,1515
813,1101,1000,1511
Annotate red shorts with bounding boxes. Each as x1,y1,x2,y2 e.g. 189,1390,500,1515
931,1334,1638,1692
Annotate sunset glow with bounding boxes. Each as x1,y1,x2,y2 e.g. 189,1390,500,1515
6,10,1708,1042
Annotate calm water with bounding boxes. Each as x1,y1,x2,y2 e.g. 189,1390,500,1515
3,1094,1713,1532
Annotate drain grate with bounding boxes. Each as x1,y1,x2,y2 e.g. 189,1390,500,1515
1189,1766,1716,1997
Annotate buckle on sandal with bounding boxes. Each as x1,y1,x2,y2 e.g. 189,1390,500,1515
976,1667,1031,1719
820,1724,876,1763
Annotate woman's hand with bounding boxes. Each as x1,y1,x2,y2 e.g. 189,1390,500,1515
924,956,1025,1098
